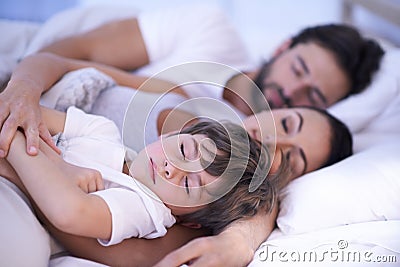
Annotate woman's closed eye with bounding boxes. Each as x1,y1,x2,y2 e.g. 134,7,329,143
281,113,302,135
285,148,307,177
281,116,295,134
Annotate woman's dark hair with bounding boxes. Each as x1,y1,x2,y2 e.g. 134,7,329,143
301,106,353,168
176,120,290,234
291,24,385,97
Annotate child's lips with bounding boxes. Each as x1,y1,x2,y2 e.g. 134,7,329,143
250,129,260,141
149,158,156,184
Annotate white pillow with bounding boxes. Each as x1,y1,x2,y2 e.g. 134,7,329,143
277,140,400,235
328,49,400,134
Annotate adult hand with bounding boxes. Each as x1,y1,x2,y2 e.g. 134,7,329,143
153,228,254,267
0,79,58,157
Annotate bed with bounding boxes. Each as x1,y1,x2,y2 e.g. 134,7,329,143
0,2,399,267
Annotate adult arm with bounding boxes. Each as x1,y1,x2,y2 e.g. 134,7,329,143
155,205,278,267
39,18,149,70
0,51,183,158
47,222,207,267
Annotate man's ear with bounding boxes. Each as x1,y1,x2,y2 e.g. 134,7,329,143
272,38,293,57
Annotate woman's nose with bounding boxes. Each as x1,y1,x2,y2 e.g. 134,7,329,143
263,134,292,146
275,136,294,150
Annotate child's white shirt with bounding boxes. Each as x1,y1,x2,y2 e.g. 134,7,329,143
57,107,175,246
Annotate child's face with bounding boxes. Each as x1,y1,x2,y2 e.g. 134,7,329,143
130,133,221,215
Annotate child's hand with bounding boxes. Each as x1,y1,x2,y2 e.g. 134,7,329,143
64,162,104,193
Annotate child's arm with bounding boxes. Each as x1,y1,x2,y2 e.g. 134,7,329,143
6,131,112,240
24,106,105,193
39,106,66,136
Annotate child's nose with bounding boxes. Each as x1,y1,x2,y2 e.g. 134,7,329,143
164,160,185,180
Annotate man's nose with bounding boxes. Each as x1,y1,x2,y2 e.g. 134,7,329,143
287,79,311,95
285,80,312,105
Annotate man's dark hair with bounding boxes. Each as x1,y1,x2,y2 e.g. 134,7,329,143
291,24,384,97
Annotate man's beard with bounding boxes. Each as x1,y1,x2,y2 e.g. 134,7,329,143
253,58,290,109
254,59,272,91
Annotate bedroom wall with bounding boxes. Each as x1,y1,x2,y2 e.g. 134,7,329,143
0,0,78,22
0,0,342,60
349,3,400,47
1,0,398,59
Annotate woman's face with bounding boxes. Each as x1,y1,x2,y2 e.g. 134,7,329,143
131,133,219,215
243,108,331,180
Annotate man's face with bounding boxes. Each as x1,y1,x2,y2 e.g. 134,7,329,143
255,42,350,109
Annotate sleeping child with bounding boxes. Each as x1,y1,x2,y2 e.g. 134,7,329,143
3,106,288,247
